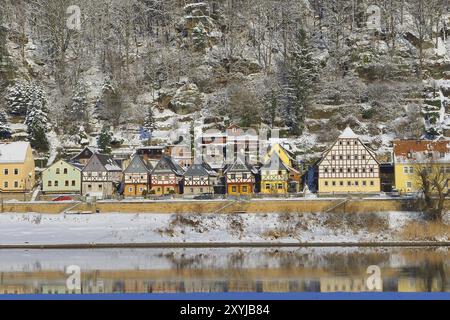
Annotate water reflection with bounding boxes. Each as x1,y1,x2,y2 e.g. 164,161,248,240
0,247,448,294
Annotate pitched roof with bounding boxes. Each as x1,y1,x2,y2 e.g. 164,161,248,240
95,154,122,171
124,155,153,173
262,153,290,171
225,157,253,173
152,155,184,176
0,142,30,163
184,162,217,177
70,147,96,162
393,139,450,163
339,126,358,139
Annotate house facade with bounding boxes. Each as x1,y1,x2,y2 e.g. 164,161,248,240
260,154,290,194
183,162,217,195
318,127,381,193
150,155,184,195
81,154,123,198
393,139,450,193
42,160,82,194
225,157,255,195
0,142,35,193
123,155,152,197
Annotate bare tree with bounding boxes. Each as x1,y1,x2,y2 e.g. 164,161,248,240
416,161,449,221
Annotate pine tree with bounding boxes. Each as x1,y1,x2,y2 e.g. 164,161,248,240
143,106,157,133
97,126,112,154
284,29,319,136
263,89,278,127
0,110,12,139
25,84,50,151
67,81,89,124
6,81,32,116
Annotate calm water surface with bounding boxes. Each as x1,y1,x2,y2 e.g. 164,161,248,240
0,247,448,294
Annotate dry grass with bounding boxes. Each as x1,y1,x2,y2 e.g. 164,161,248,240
401,221,450,241
323,213,388,234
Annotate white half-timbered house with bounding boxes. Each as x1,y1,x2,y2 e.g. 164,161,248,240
183,162,218,195
318,127,380,193
81,153,123,199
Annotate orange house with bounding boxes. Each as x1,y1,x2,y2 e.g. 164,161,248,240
123,155,153,197
225,157,255,195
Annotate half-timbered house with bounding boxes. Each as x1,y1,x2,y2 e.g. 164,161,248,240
150,155,185,195
183,162,218,195
123,155,153,197
224,157,256,195
81,154,123,198
317,127,380,193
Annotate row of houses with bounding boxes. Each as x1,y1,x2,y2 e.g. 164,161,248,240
1,126,449,198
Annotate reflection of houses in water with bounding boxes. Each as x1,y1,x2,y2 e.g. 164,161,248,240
320,277,382,292
0,285,35,294
398,277,444,292
41,284,81,294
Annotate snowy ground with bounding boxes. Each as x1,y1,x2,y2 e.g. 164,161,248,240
0,211,445,246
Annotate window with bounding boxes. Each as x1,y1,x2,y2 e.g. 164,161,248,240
409,167,414,174
339,141,343,145
347,155,351,160
440,152,445,158
129,187,133,192
324,168,328,173
266,184,270,189
54,181,58,187
332,156,336,160
242,186,248,192
231,174,236,179
403,167,409,174
347,181,351,186
14,169,19,175
48,181,52,187
363,181,367,186
332,181,336,186
72,180,76,186
339,155,343,160
200,188,204,193
232,186,237,192
347,141,350,145
98,184,102,189
63,168,68,174
278,184,283,189
3,182,8,188
354,155,358,160
370,168,374,173
325,181,329,186
332,168,336,173
56,168,60,174
88,184,92,190
190,188,194,193
139,187,143,192
243,174,247,179
339,168,343,173
406,181,412,188
347,168,351,173
355,181,359,186
355,168,359,173
362,168,366,173
65,181,69,187
370,181,374,186
339,181,344,186
362,155,366,160
4,169,8,175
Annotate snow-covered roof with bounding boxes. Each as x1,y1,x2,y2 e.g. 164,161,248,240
0,142,30,163
338,126,358,139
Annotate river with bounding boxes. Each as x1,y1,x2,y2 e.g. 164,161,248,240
0,247,448,294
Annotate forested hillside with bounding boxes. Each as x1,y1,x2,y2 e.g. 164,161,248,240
0,0,449,165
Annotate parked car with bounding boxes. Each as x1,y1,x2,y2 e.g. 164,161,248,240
52,196,73,202
193,193,214,200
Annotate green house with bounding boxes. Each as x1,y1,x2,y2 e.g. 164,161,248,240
42,160,82,194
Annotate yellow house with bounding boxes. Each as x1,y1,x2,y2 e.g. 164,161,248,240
318,127,380,193
260,153,290,194
0,142,35,192
393,140,450,193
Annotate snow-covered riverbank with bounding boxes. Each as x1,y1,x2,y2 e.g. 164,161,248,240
0,212,448,247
